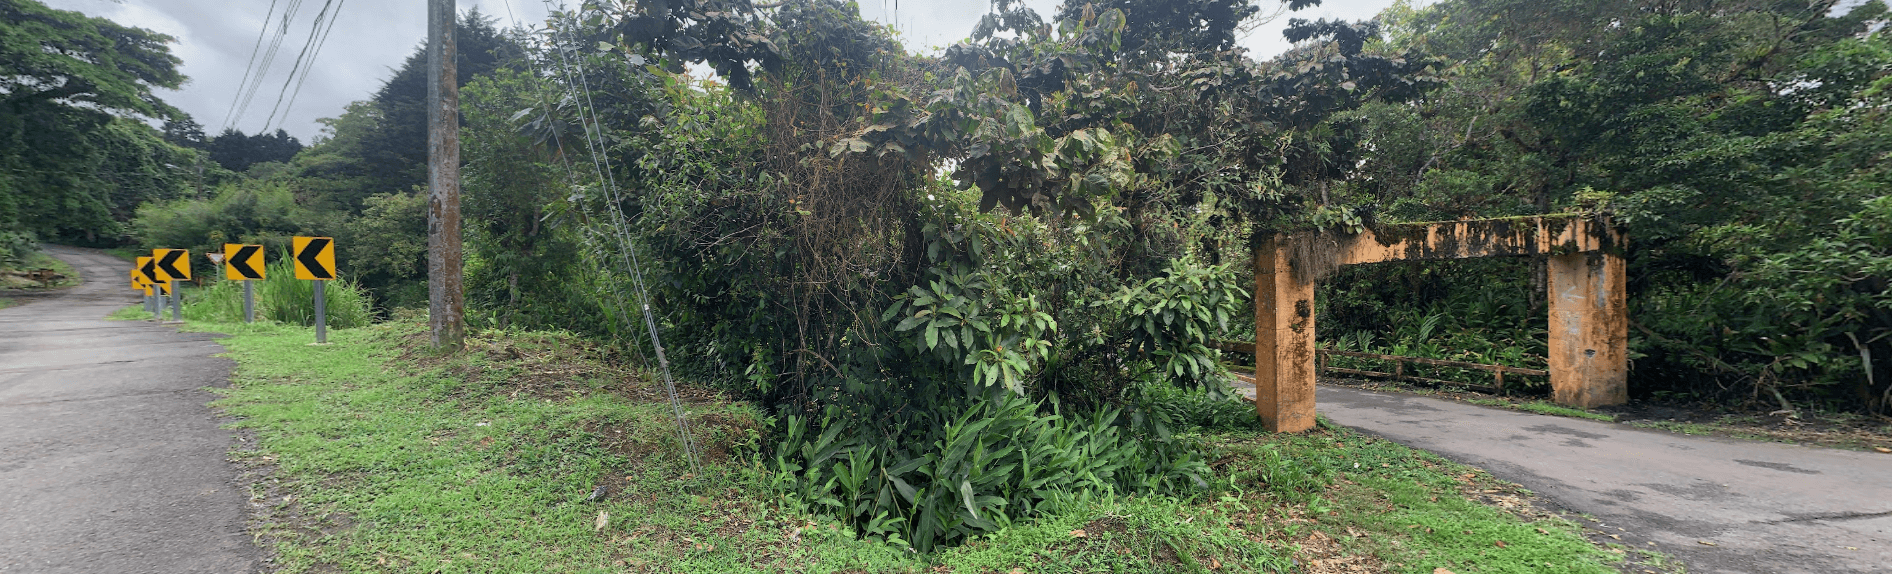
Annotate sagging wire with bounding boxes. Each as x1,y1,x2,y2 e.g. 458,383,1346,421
500,0,703,475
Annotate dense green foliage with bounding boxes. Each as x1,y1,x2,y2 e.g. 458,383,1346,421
434,0,1451,550
0,230,37,268
0,0,209,245
1315,0,1892,412
21,0,1892,558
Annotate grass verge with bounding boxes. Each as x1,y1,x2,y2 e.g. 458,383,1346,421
0,250,82,290
205,320,1626,573
107,304,155,321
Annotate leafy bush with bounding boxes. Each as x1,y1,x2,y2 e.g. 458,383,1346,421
770,393,1209,552
464,0,1427,554
0,231,37,269
1100,255,1245,392
336,191,429,309
129,179,319,255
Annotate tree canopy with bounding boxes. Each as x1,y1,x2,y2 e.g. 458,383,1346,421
1,0,198,243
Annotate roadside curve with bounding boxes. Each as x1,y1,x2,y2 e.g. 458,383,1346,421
0,246,257,573
1237,375,1891,573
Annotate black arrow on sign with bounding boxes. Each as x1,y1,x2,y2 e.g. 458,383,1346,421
137,258,157,283
229,244,264,279
156,249,189,280
297,238,334,279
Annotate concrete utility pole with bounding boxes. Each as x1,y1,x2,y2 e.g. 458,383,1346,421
426,0,466,351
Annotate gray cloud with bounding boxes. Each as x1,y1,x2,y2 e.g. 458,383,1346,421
39,0,1401,144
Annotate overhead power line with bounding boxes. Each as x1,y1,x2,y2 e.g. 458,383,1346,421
223,0,310,132
262,0,347,133
221,0,282,130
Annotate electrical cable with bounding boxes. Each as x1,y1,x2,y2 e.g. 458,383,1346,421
231,0,307,131
221,0,283,130
537,1,704,475
263,0,348,133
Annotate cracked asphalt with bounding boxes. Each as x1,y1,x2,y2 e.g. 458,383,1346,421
1237,377,1892,573
0,246,256,573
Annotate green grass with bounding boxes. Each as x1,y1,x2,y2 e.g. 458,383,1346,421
1203,426,1616,574
201,320,1626,573
0,297,16,310
107,304,155,321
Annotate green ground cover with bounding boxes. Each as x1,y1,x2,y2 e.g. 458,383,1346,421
197,318,1621,573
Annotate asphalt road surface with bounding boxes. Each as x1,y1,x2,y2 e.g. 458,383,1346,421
0,246,256,573
1237,376,1892,573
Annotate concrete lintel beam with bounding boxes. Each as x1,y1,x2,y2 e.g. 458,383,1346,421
1326,216,1621,266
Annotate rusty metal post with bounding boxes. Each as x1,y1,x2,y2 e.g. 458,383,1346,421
1547,252,1628,407
1254,235,1318,433
426,0,465,351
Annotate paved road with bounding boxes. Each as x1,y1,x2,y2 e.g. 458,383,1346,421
0,246,256,573
1237,377,1892,573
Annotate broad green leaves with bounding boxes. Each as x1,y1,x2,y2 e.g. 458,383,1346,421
891,269,1056,395
1101,255,1245,391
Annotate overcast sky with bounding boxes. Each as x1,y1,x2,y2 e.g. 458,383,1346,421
42,0,1404,143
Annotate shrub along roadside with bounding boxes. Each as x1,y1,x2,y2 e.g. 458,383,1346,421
179,256,371,328
192,317,1625,573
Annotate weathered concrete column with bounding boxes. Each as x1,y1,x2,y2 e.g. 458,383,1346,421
1255,236,1318,432
1547,252,1629,407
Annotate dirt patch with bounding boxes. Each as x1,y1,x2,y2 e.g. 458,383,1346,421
1297,529,1384,574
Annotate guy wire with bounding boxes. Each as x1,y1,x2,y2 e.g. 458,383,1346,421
505,0,702,474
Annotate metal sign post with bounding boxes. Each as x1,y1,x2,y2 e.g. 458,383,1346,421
313,280,327,344
244,280,255,323
294,237,336,344
169,280,182,321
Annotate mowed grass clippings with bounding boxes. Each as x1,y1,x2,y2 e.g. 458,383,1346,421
206,320,1623,573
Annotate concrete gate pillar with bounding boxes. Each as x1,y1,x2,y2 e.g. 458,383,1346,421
1547,252,1629,407
1254,236,1318,433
